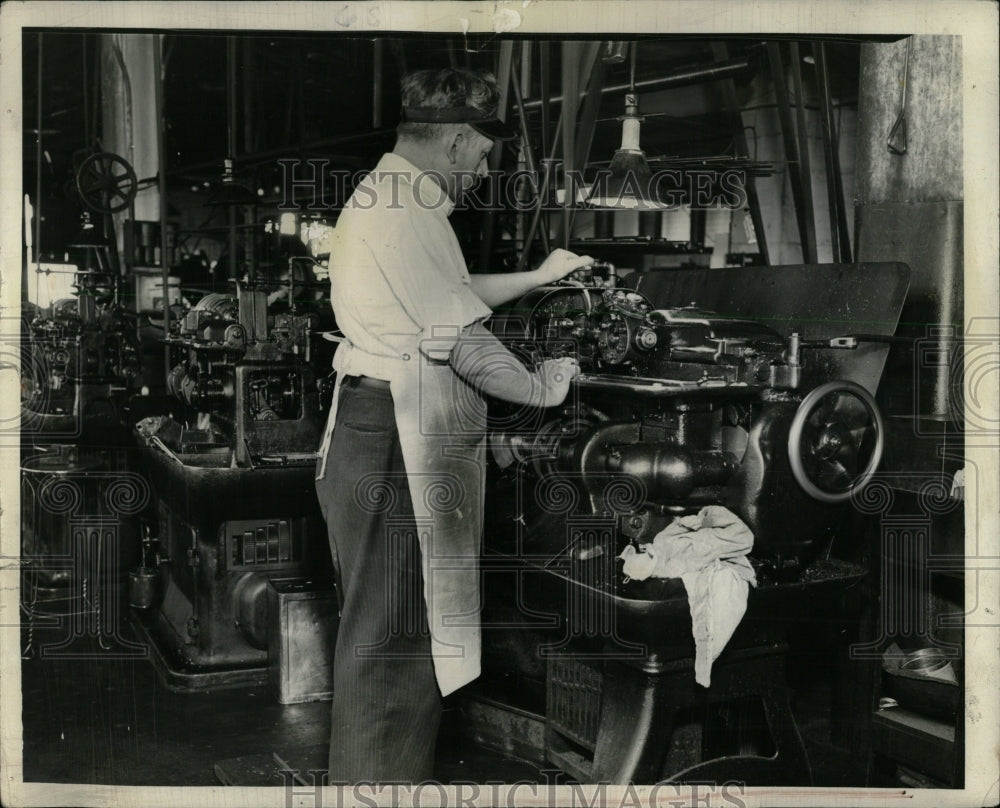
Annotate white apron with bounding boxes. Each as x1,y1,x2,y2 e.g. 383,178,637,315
317,337,487,697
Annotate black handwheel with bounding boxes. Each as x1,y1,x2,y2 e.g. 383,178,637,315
787,380,885,503
76,152,138,214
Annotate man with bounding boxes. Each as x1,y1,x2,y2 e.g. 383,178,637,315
314,67,593,783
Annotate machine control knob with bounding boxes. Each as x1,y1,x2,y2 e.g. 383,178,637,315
635,327,658,351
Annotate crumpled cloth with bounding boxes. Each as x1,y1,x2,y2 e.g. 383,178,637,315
619,505,757,687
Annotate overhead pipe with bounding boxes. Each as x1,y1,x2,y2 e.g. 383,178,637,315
170,128,397,179
519,55,752,112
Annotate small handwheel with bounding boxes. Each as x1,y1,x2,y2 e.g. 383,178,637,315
76,152,138,214
787,380,885,503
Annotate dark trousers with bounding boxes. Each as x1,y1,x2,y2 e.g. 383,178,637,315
314,377,442,783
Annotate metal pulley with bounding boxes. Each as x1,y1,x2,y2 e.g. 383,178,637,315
75,151,139,214
787,380,885,503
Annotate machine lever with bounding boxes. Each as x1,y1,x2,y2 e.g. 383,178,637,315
150,435,184,466
242,439,257,470
801,334,915,350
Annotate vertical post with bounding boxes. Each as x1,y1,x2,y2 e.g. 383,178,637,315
391,40,408,81
689,209,706,246
520,40,532,98
554,42,603,250
478,40,514,272
710,41,769,265
517,113,563,272
226,37,238,282
243,37,255,155
539,42,551,162
372,39,384,129
82,33,90,153
34,34,44,270
565,43,607,239
814,42,852,262
154,35,171,374
639,211,660,239
767,42,814,264
593,210,614,239
509,52,550,255
560,42,581,250
789,43,818,263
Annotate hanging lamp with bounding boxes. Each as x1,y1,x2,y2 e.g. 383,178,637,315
586,44,667,210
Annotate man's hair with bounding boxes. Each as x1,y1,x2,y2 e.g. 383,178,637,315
397,68,500,142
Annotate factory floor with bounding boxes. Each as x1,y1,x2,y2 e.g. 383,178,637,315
17,587,898,790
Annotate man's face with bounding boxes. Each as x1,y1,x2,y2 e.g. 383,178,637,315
447,127,494,201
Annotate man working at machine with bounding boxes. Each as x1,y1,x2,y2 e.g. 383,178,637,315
314,67,594,783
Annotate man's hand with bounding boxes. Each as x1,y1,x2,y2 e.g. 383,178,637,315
534,248,595,285
449,323,581,408
469,249,595,308
536,357,580,407
310,260,330,281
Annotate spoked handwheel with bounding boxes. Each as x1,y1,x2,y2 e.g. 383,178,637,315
75,152,138,214
787,380,885,503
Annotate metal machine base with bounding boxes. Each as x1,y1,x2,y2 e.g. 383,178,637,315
483,555,865,785
131,447,333,693
546,644,811,785
129,608,269,692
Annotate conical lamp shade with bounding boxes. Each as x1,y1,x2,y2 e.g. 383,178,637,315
67,213,112,248
586,148,668,210
586,93,668,210
206,158,258,207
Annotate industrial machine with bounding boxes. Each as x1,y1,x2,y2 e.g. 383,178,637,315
21,252,143,441
20,170,146,606
480,260,910,783
20,287,143,602
486,261,890,573
130,262,336,691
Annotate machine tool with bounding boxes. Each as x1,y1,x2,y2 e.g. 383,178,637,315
22,294,142,440
20,167,145,604
480,260,910,783
20,289,144,602
130,258,336,691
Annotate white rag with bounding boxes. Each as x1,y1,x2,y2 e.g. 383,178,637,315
619,505,757,687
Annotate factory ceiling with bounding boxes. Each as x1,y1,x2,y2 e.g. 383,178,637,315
22,32,867,180
22,30,889,264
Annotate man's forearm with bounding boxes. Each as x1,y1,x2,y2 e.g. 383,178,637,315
469,249,595,307
469,269,548,309
449,322,547,406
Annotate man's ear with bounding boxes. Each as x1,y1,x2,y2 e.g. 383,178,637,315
443,128,464,165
